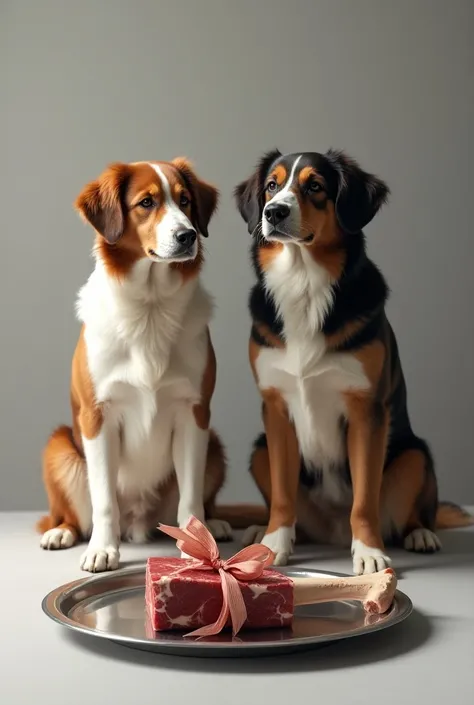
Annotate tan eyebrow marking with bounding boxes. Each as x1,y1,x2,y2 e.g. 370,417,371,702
130,183,161,207
172,183,191,199
298,166,326,188
271,164,287,186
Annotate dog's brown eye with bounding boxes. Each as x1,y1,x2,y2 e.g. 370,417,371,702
139,197,153,209
267,180,277,192
308,181,322,193
180,193,190,207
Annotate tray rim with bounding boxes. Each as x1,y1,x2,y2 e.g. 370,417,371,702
42,564,413,655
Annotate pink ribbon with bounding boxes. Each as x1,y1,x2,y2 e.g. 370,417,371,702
158,516,274,638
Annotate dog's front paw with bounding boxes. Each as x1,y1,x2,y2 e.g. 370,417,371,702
206,519,233,541
80,544,120,573
351,539,391,575
404,528,441,553
40,527,77,550
242,525,266,547
261,525,295,566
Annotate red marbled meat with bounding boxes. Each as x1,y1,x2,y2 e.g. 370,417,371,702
145,557,294,632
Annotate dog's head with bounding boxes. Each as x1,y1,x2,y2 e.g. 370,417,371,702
75,158,218,269
234,149,389,244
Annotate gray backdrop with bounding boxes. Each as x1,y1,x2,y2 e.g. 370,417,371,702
2,0,473,510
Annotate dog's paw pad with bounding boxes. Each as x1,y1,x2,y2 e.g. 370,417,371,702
242,525,266,547
352,539,391,575
261,526,295,565
80,546,120,573
404,528,441,553
40,528,76,550
206,519,233,541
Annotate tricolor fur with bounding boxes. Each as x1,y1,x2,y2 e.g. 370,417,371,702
233,149,473,573
38,158,231,572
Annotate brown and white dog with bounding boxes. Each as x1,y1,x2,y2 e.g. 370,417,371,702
234,149,473,574
38,158,231,572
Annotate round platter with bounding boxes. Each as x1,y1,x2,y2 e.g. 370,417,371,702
42,565,412,658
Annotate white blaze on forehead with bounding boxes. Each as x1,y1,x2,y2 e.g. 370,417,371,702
149,163,194,259
151,163,176,205
267,155,302,206
262,155,302,238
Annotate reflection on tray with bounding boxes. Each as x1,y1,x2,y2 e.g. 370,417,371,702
143,605,390,644
70,584,394,646
144,612,294,643
73,593,148,639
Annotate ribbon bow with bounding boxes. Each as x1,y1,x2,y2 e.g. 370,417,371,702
158,516,274,638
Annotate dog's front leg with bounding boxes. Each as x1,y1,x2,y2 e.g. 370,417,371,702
173,405,208,533
80,422,120,573
172,409,232,545
345,395,391,575
260,392,300,566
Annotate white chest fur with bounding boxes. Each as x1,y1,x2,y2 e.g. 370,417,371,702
258,246,369,501
256,342,368,453
76,258,212,495
77,259,211,395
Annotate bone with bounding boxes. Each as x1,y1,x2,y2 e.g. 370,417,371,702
292,568,397,614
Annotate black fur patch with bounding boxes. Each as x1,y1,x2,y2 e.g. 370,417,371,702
234,149,282,234
237,149,438,534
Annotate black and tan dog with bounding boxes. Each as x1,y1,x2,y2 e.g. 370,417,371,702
232,149,473,574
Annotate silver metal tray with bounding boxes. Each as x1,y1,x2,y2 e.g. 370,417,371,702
42,565,412,658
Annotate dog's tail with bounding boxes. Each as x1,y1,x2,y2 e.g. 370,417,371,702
212,501,473,532
36,425,86,537
435,501,474,529
211,504,269,529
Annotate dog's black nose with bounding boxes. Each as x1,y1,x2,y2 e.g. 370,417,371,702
175,229,197,248
264,203,290,225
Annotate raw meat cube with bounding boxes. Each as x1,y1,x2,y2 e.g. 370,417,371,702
145,557,293,634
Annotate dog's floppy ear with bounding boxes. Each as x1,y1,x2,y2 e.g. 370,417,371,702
75,163,131,244
172,158,218,238
234,149,282,234
325,150,389,234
